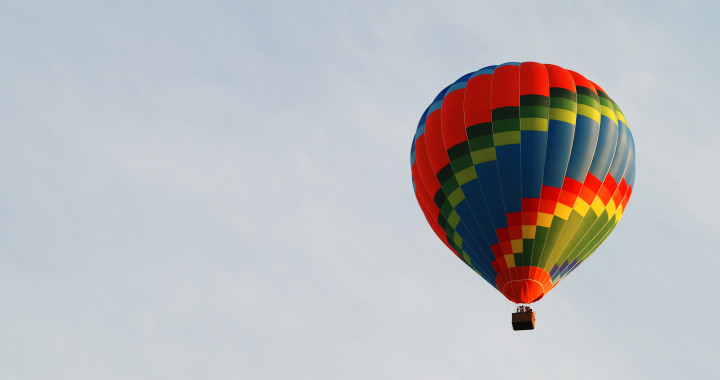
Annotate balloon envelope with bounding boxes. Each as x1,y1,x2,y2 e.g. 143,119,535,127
410,62,635,304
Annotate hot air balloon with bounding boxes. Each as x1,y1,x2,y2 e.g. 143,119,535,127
410,62,635,330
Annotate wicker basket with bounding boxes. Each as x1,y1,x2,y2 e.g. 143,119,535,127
512,310,535,330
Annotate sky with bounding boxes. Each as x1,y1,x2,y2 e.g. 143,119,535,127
1,0,718,379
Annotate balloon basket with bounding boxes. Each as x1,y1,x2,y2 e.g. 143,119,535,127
512,306,535,331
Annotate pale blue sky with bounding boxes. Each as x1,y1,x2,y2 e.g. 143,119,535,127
1,0,718,379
